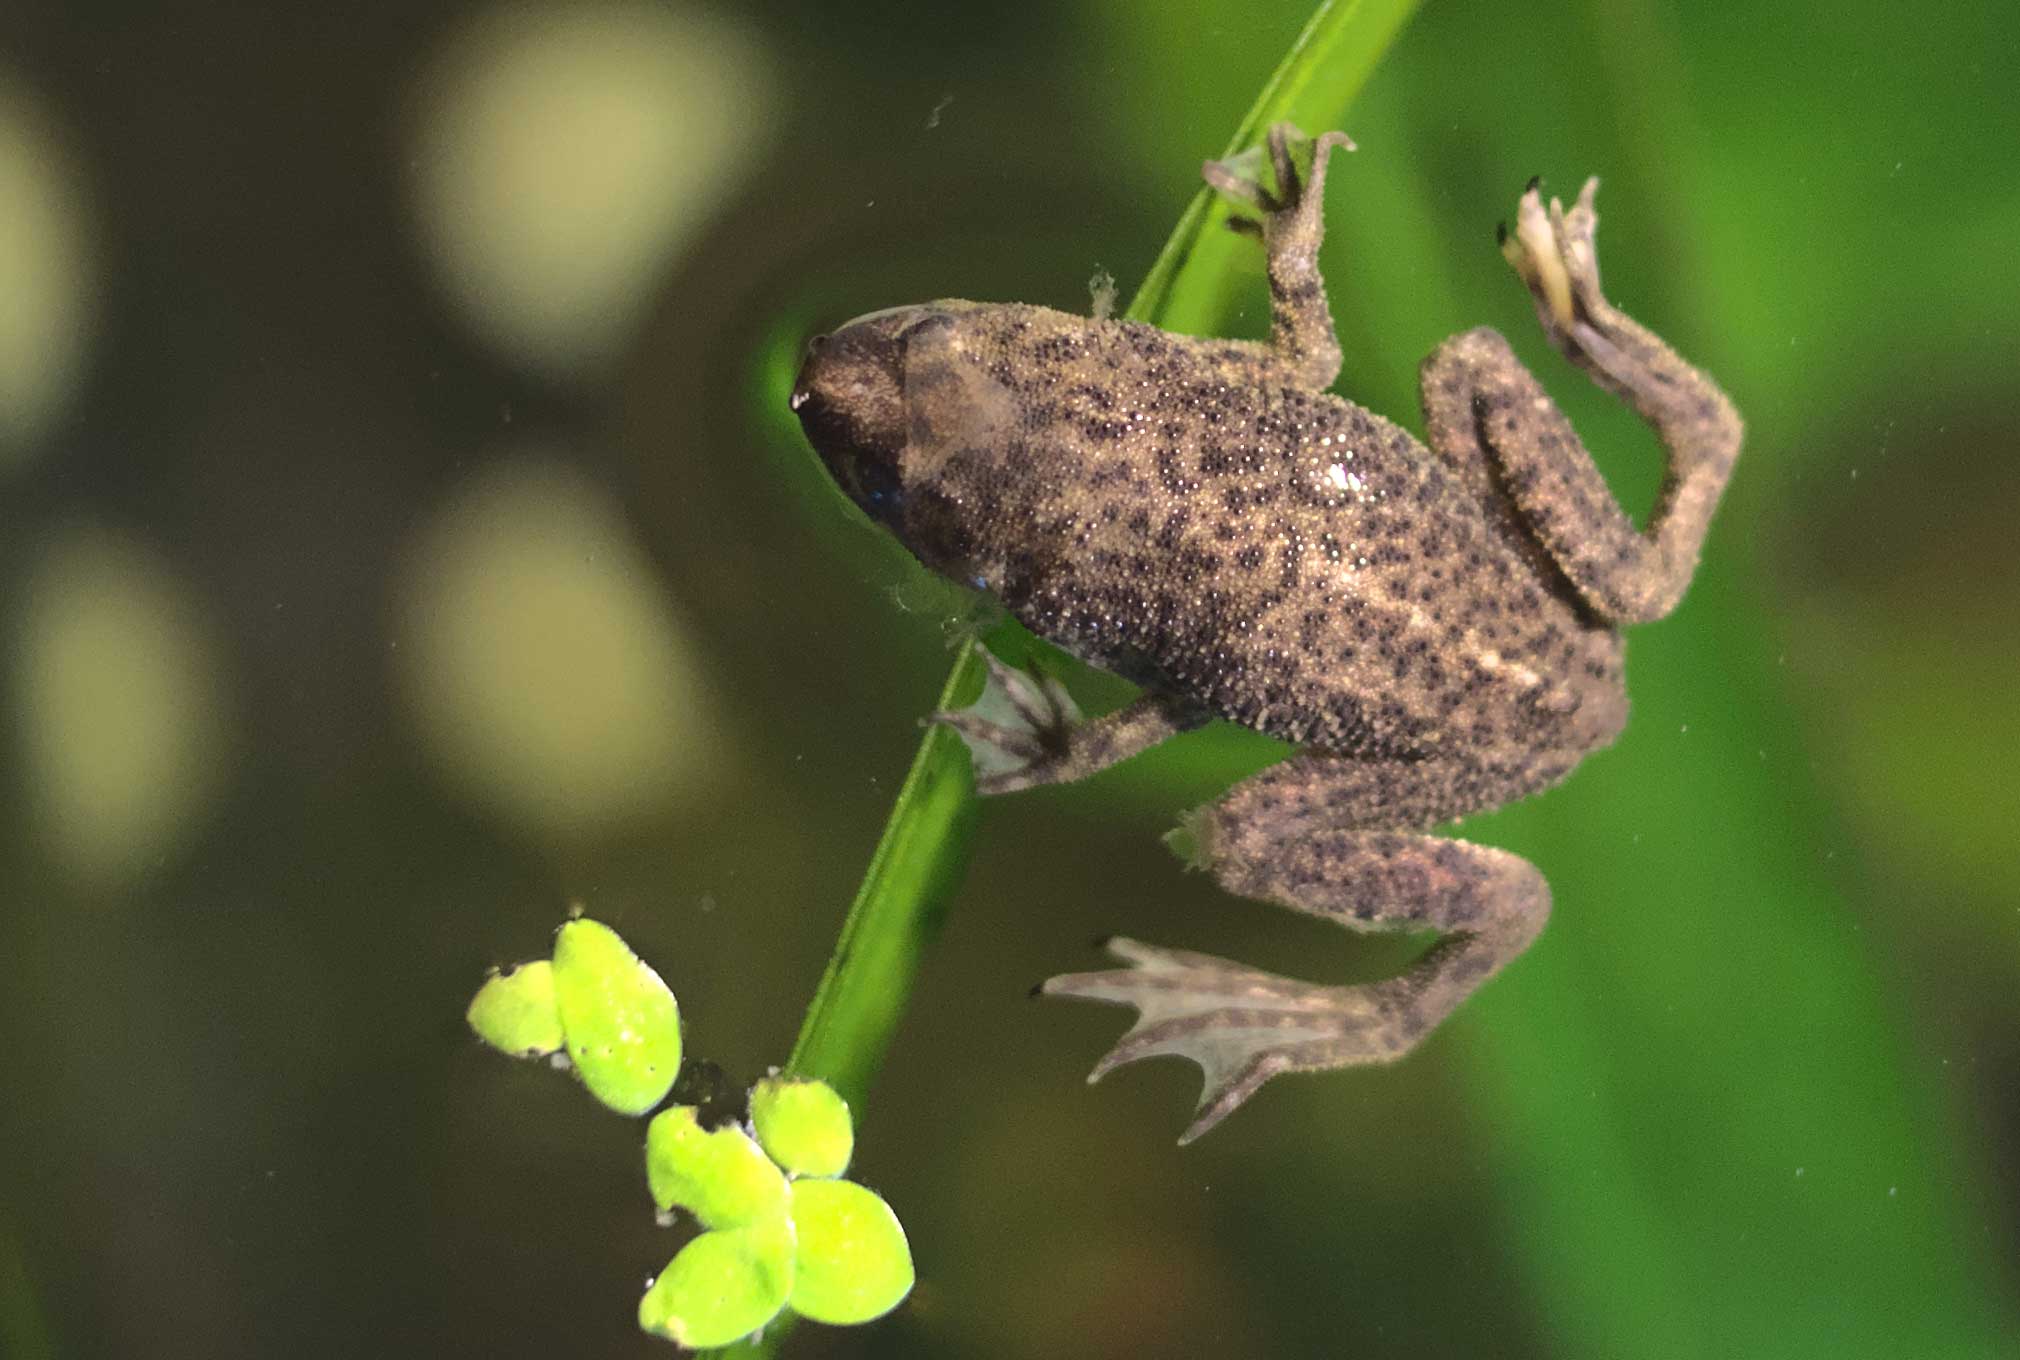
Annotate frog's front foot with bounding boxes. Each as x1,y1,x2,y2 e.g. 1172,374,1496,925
1499,176,1607,341
1203,121,1355,229
1201,122,1353,392
930,646,1084,796
1042,938,1413,1144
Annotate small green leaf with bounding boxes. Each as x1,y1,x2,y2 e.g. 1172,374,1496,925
550,918,681,1116
638,1219,795,1350
749,1077,854,1178
465,960,565,1057
646,1106,790,1228
785,1179,913,1326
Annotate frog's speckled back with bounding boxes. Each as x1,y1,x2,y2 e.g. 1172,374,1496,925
894,300,1624,756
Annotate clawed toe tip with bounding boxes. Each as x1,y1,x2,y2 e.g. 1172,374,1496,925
1084,1051,1124,1084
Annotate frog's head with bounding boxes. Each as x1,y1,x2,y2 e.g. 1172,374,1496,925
795,300,1026,586
792,305,947,530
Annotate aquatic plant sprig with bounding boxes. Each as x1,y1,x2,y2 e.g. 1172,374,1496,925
640,1083,912,1347
467,916,914,1351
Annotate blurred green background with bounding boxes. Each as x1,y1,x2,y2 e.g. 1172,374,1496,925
3,0,2017,1356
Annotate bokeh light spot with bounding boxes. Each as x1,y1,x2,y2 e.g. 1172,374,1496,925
11,524,229,890
407,1,780,380
396,454,723,839
0,74,95,469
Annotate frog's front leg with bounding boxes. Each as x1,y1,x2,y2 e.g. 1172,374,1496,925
1043,751,1561,1142
931,645,1208,795
1203,122,1355,393
1420,178,1742,624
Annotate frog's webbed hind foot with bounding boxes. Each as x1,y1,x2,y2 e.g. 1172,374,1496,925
931,645,1203,796
1041,753,1555,1142
1042,938,1414,1144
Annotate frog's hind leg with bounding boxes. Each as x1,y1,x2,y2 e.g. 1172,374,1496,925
1203,122,1355,393
1043,751,1563,1142
1420,178,1742,625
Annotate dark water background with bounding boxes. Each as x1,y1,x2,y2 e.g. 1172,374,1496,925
2,0,2017,1356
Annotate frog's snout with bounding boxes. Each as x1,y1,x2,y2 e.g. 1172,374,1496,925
793,305,937,524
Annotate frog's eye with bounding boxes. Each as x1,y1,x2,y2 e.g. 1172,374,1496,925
895,308,954,346
849,453,905,522
793,320,912,522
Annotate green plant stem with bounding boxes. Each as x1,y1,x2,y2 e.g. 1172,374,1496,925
728,2,1423,1351
778,647,986,1109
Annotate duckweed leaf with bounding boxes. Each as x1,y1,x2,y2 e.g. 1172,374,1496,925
551,918,681,1116
749,1077,853,1179
645,1106,789,1229
785,1179,913,1326
464,960,565,1057
638,1219,795,1350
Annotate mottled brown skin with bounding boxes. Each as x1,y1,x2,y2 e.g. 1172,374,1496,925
792,125,1741,1142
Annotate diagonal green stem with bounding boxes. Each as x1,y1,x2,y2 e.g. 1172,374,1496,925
777,647,987,1109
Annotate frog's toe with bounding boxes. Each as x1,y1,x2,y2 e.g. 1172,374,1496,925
1563,176,1601,250
1042,937,1396,1143
929,645,1082,795
1203,143,1277,213
1553,177,1605,304
1501,175,1608,333
1502,179,1576,330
